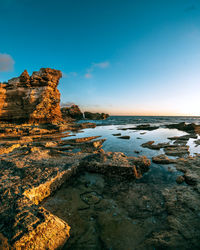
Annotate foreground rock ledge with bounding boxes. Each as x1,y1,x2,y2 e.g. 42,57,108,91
0,124,150,249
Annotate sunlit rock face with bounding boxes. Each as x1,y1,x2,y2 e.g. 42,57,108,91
0,68,63,123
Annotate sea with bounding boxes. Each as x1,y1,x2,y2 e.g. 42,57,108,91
66,116,200,184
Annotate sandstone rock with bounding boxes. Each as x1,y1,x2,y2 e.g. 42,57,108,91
84,111,109,120
152,154,176,164
0,68,63,123
164,145,189,157
61,105,83,120
141,141,169,150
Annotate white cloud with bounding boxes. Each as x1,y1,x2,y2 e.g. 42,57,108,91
62,71,78,78
84,61,110,78
93,61,110,69
0,53,15,72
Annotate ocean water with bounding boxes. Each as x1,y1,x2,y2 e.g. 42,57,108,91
69,116,200,183
78,115,200,126
74,116,200,157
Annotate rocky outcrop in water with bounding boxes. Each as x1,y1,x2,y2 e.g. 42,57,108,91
84,111,109,120
61,105,83,120
0,68,63,123
166,122,200,134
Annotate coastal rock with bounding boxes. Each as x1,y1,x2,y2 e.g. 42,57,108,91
141,141,169,150
118,124,159,131
81,152,151,179
61,105,83,120
152,154,176,164
0,68,63,123
112,133,121,136
84,111,109,120
134,124,159,131
194,139,200,147
176,175,185,184
117,135,130,139
166,122,200,134
164,145,189,157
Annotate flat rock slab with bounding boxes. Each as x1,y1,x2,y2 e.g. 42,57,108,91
117,136,130,139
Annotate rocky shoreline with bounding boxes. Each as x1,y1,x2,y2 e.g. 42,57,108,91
0,69,200,249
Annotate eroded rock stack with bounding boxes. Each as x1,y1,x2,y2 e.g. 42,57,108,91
0,68,63,123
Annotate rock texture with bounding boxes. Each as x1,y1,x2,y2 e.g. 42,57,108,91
166,122,200,134
0,123,151,249
0,68,63,123
61,104,83,120
84,111,109,120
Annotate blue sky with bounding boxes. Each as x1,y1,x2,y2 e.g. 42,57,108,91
0,0,200,115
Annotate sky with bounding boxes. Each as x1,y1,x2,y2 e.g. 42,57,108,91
0,0,200,116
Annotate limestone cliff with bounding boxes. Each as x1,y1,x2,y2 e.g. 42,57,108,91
0,68,63,123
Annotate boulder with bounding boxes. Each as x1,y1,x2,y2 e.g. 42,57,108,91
0,68,63,123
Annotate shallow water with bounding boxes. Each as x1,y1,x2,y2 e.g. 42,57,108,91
69,125,200,157
43,120,200,249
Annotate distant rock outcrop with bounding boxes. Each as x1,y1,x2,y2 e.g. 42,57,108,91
0,68,63,123
61,105,83,120
84,111,109,120
166,122,200,135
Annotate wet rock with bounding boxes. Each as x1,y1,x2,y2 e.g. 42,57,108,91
112,133,121,136
176,175,185,184
194,139,200,147
134,124,159,130
81,152,151,179
141,141,169,150
184,173,198,186
117,135,130,139
118,124,159,131
152,154,176,164
166,122,200,134
0,68,63,123
164,145,189,157
168,134,197,141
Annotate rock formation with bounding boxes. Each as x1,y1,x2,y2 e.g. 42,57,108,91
0,68,63,123
166,122,200,134
61,105,83,120
84,111,109,120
